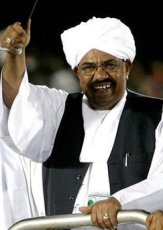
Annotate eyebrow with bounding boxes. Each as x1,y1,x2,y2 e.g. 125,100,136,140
80,58,120,66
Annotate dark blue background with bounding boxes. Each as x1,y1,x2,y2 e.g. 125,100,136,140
1,0,163,68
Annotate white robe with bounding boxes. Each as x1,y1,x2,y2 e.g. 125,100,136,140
0,78,45,230
1,71,163,230
0,139,45,230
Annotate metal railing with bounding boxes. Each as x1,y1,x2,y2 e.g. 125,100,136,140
9,210,149,230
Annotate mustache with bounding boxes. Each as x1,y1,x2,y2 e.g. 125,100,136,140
89,77,116,87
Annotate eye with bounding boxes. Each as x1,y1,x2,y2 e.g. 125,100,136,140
81,64,96,70
79,64,97,75
105,62,118,67
83,66,92,71
104,61,120,71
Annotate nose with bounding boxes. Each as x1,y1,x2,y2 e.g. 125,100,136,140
93,66,108,80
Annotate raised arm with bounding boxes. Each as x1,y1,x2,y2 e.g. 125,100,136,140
0,19,31,108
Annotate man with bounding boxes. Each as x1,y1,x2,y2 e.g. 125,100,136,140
0,16,163,230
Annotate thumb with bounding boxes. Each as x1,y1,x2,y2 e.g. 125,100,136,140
24,19,31,48
26,18,31,36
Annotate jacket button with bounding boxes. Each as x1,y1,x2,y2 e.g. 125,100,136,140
69,196,74,200
76,175,81,180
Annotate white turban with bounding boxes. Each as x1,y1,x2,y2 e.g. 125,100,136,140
61,16,136,69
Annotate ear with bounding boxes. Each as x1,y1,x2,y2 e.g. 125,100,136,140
73,67,80,79
125,60,132,76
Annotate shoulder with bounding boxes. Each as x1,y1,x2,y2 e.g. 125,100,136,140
126,89,163,108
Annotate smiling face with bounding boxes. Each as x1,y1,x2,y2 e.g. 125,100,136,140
74,49,132,110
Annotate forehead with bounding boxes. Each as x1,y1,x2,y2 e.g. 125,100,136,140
79,49,120,64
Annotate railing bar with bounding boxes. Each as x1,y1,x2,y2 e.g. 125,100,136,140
9,210,149,230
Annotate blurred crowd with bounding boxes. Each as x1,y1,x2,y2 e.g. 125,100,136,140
0,46,163,98
129,60,163,99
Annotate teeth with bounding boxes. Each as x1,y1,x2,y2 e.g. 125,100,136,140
94,84,111,89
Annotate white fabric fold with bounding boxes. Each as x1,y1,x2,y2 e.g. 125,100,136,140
87,161,110,197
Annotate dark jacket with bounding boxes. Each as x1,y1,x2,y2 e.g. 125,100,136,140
43,90,163,215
